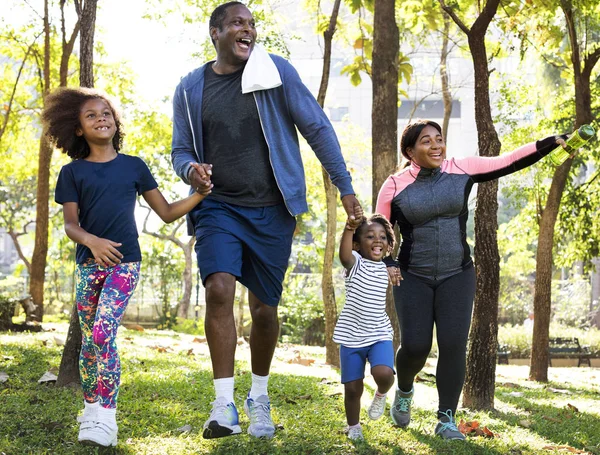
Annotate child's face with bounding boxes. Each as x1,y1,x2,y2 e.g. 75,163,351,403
76,98,116,144
354,222,389,261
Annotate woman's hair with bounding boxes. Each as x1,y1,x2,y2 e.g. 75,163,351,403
400,119,443,162
42,87,123,160
353,213,396,250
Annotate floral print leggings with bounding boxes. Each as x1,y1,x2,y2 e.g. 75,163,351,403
76,260,140,409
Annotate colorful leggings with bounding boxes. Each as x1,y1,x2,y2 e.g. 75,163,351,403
76,260,140,408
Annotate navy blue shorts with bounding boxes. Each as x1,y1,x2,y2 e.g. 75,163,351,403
340,340,395,384
190,198,296,307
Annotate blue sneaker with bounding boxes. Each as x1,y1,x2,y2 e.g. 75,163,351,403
202,397,242,439
434,410,465,440
390,387,413,428
244,394,275,438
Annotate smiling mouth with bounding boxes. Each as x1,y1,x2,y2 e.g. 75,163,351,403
96,126,110,131
237,38,252,49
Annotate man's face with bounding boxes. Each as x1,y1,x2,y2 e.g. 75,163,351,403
211,4,257,65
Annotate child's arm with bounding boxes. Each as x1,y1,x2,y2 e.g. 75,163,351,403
339,222,356,271
62,202,124,267
141,185,212,224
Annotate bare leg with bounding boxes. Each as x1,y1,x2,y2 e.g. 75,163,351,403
344,380,363,426
204,273,237,378
248,291,279,376
371,365,395,395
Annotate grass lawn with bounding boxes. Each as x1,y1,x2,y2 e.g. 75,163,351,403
1,324,599,455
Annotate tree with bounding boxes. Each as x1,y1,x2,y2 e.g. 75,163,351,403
56,0,97,388
440,0,502,410
529,0,600,381
314,0,343,368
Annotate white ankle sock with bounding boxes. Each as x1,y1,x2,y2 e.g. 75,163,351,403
214,377,235,403
97,406,117,429
249,373,269,399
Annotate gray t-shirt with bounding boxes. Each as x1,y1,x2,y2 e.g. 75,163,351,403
201,64,283,206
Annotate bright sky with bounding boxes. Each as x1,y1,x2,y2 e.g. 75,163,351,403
97,0,204,104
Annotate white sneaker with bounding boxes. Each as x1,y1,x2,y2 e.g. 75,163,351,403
79,406,118,447
367,393,387,420
244,394,275,438
346,425,364,441
202,397,242,439
77,401,98,442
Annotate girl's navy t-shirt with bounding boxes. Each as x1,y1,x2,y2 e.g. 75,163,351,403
55,153,158,264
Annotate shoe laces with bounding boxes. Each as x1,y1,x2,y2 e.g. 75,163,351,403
210,398,233,421
371,394,386,412
394,393,412,413
437,410,459,433
248,399,272,426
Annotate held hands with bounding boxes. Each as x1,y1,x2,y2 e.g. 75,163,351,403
387,266,403,286
88,236,123,267
189,162,213,195
341,194,364,230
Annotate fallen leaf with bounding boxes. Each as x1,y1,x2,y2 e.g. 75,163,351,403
500,382,520,389
296,395,312,400
290,357,315,366
328,392,343,397
236,337,247,346
542,415,561,423
542,445,589,453
176,424,192,433
38,371,58,384
186,349,194,356
285,398,297,404
481,426,496,438
192,337,206,343
124,337,133,341
122,323,145,332
0,372,8,383
547,387,571,394
415,371,436,383
518,419,532,428
566,403,579,413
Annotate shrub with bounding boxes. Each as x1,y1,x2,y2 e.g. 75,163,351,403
171,317,205,336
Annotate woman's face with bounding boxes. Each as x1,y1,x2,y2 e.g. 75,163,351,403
406,125,446,169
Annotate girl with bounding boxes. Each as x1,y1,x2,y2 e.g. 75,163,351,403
333,213,401,441
44,87,212,448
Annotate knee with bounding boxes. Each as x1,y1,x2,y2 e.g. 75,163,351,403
92,326,109,348
399,342,431,362
250,302,278,330
344,381,363,400
205,274,236,307
372,365,395,383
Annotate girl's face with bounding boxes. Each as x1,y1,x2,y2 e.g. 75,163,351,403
406,125,446,169
76,98,116,144
354,222,389,262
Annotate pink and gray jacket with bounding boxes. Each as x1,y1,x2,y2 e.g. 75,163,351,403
375,136,559,281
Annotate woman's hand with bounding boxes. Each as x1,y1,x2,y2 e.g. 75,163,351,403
387,266,403,286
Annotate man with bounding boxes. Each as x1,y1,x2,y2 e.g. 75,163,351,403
171,1,362,440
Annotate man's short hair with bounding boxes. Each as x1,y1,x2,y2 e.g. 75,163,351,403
209,1,245,31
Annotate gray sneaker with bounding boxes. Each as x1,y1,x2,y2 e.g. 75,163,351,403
434,410,465,440
244,394,275,438
390,387,413,427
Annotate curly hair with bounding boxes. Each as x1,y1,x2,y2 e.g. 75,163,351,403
400,119,442,162
353,213,396,250
42,87,123,160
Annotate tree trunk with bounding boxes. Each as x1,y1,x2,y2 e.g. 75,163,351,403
177,237,195,318
317,0,342,368
237,285,246,337
440,0,502,411
372,0,400,351
440,13,452,141
29,0,52,322
57,0,94,388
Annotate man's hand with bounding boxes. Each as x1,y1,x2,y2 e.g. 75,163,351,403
189,162,213,194
341,194,363,224
387,266,403,286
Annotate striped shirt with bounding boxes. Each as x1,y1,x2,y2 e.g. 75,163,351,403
333,251,393,348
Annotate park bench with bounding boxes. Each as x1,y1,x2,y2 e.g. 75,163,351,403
497,344,511,364
548,337,591,367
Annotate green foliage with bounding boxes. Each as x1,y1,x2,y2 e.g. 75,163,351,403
172,317,205,335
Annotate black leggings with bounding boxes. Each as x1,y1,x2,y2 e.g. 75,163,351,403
393,266,475,419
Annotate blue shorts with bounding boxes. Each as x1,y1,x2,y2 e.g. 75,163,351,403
340,340,395,384
190,198,296,307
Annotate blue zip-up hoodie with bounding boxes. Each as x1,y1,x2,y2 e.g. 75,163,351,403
171,53,355,224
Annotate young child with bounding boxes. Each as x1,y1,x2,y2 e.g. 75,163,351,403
333,213,400,441
43,87,212,448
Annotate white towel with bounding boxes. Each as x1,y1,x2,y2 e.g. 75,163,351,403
241,44,282,94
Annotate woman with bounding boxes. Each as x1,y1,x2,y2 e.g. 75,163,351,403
376,120,566,440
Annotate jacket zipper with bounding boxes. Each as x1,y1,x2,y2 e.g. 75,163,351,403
252,92,291,214
183,88,200,163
